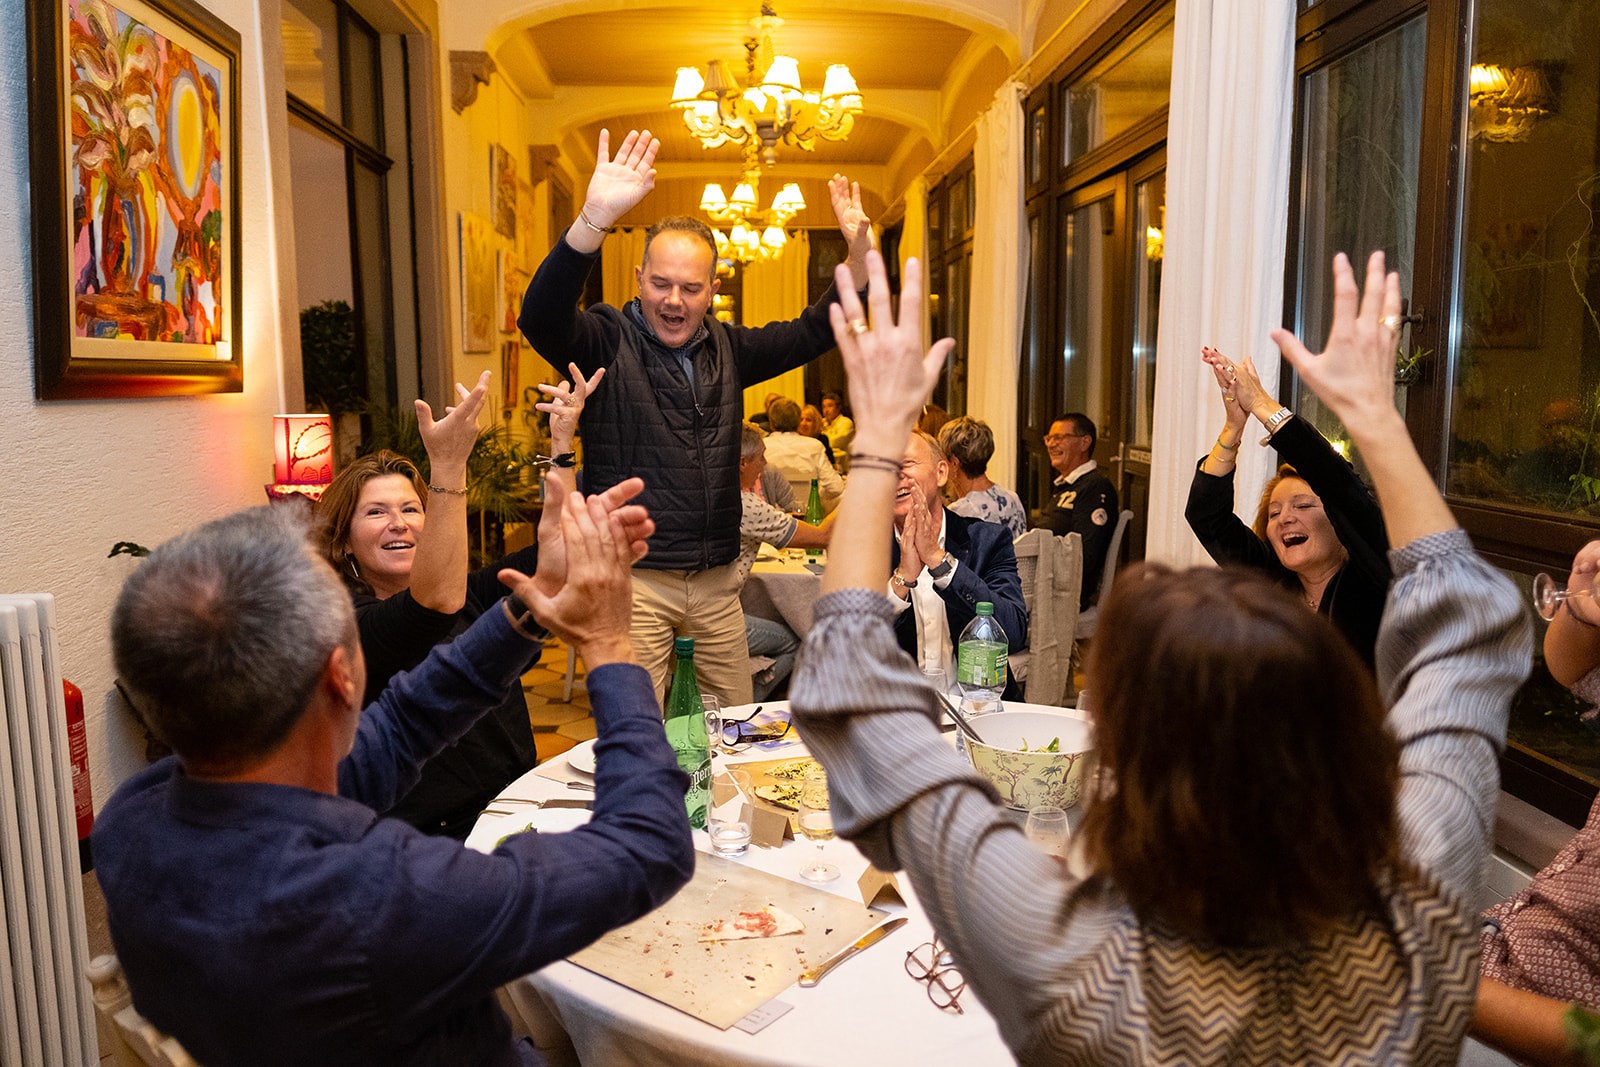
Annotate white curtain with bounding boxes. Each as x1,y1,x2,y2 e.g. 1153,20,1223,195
899,175,928,274
600,228,649,308
741,230,811,417
968,80,1028,488
1145,2,1296,566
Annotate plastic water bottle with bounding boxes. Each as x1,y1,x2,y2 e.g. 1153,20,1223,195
804,478,824,560
955,603,1008,755
663,636,711,829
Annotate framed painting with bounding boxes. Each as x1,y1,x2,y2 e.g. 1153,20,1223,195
26,0,244,399
459,214,496,354
491,143,516,239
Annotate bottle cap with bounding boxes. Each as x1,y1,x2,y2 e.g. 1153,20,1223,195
674,636,695,654
975,602,994,616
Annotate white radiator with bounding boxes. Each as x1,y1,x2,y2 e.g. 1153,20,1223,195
0,595,95,1066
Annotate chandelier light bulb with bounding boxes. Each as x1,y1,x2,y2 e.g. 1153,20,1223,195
671,67,705,106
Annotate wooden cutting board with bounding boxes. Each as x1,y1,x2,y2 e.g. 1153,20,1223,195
566,852,889,1029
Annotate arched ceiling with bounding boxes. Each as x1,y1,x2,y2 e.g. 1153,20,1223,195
476,2,1022,224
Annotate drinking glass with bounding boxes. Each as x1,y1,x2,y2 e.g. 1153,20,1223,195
797,769,838,882
701,695,724,759
708,769,753,857
1024,804,1070,859
1533,572,1599,622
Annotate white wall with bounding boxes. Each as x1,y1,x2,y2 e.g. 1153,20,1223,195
0,0,293,809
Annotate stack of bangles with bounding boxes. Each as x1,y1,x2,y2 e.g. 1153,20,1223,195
848,451,901,474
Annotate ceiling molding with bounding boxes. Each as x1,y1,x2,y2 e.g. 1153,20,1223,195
494,30,554,98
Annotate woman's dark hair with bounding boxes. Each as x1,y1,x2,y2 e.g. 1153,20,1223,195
313,450,429,588
1251,463,1303,541
1077,562,1399,946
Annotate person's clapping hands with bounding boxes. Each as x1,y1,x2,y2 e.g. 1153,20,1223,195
417,371,492,476
536,362,605,454
528,475,652,607
898,494,928,579
501,487,639,666
1201,347,1250,434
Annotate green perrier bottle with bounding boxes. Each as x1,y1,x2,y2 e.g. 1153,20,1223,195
664,636,710,829
804,478,824,560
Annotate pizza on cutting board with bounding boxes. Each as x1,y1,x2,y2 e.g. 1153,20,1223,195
698,905,805,943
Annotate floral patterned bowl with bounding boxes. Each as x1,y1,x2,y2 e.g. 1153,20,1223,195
966,710,1094,811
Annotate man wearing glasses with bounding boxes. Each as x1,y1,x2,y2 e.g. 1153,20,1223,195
1043,413,1119,609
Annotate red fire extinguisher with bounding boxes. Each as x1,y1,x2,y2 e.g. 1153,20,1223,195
63,679,94,872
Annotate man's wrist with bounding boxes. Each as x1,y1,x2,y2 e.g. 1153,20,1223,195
575,633,634,668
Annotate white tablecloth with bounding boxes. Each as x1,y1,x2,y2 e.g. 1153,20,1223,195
475,705,1016,1067
740,556,823,637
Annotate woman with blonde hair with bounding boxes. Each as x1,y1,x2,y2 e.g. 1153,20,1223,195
937,415,1026,537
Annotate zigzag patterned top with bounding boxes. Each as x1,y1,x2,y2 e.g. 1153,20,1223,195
791,530,1533,1064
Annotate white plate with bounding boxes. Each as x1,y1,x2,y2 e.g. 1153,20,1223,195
467,806,592,854
566,738,597,776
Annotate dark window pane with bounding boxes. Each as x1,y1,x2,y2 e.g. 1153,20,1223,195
1060,196,1116,428
1290,15,1426,455
1063,3,1175,164
352,163,393,408
1131,171,1165,448
282,0,341,118
344,17,382,148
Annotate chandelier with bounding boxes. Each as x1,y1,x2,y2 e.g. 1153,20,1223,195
670,4,862,166
701,149,806,264
1469,63,1555,143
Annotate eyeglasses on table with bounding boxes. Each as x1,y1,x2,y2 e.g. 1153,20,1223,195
904,936,965,1014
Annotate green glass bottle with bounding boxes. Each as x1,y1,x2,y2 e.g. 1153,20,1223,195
663,636,710,829
804,478,824,560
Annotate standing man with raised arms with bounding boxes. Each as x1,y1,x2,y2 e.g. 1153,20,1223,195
519,128,874,705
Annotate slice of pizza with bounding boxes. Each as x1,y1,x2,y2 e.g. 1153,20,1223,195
767,757,820,781
754,782,802,810
698,905,806,943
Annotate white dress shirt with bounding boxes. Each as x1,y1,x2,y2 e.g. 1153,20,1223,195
887,508,960,679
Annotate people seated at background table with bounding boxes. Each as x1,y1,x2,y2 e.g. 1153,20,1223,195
792,248,1530,1063
1042,412,1119,608
821,390,854,468
518,127,875,707
749,390,783,432
765,396,846,510
938,416,1027,538
885,427,1026,699
737,421,835,700
798,402,837,468
1183,346,1390,666
1472,538,1600,1064
311,372,526,838
93,482,692,1066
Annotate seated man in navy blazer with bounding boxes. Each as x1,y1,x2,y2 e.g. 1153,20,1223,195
887,430,1028,698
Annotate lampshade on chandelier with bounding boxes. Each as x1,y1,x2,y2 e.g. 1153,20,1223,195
670,4,862,166
702,148,806,264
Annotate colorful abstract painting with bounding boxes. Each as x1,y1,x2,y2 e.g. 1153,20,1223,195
491,143,517,239
67,0,231,354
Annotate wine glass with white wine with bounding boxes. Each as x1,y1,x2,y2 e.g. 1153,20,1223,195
796,768,838,883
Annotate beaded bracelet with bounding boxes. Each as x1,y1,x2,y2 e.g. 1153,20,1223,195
428,484,468,496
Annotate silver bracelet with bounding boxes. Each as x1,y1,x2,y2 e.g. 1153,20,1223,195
428,483,467,496
576,211,608,235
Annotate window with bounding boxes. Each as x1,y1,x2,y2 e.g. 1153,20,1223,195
927,161,975,417
1287,0,1600,822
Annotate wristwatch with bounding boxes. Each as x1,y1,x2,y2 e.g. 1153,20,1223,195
549,451,577,469
926,555,954,580
1258,406,1295,446
503,594,550,641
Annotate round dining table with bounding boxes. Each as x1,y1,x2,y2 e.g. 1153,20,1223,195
739,553,824,637
473,701,1031,1067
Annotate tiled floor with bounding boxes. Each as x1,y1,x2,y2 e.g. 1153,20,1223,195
84,638,595,1061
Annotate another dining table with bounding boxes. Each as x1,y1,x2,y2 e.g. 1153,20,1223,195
473,701,1026,1067
740,552,824,638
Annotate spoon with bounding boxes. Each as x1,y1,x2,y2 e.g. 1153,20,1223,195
934,691,989,747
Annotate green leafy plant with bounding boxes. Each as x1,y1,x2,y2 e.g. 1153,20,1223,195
300,300,362,415
1393,344,1431,386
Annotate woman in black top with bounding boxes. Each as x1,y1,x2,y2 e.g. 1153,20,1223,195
315,365,600,837
1184,347,1389,665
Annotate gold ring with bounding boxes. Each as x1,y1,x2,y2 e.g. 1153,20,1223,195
1223,392,1234,401
848,319,869,335
1380,314,1402,330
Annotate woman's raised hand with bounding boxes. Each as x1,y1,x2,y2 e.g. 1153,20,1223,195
536,362,605,453
416,370,491,472
828,251,953,443
1201,346,1249,431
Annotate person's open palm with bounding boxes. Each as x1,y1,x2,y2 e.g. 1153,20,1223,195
1272,251,1401,432
529,475,653,600
584,129,659,226
828,251,952,439
416,370,491,469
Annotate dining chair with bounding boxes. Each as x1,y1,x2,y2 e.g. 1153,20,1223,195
1073,509,1133,644
1010,529,1082,706
88,955,200,1067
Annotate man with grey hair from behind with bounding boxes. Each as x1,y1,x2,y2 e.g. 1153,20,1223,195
93,484,694,1067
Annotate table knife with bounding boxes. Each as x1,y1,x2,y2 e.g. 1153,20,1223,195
797,916,908,987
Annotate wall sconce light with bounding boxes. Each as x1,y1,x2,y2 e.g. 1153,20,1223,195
1470,62,1555,143
267,413,334,502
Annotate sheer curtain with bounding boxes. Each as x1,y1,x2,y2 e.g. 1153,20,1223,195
899,175,928,273
968,80,1028,488
600,228,648,308
1145,2,1296,566
741,230,811,416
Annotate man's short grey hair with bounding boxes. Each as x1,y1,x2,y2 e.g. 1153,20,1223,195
740,421,767,461
910,429,946,464
111,506,357,770
768,397,801,433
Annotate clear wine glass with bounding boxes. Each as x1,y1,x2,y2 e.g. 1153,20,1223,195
701,695,724,761
796,769,838,883
1024,805,1071,860
1533,572,1599,622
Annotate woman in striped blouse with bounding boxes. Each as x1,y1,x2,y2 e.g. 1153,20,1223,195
791,249,1531,1064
